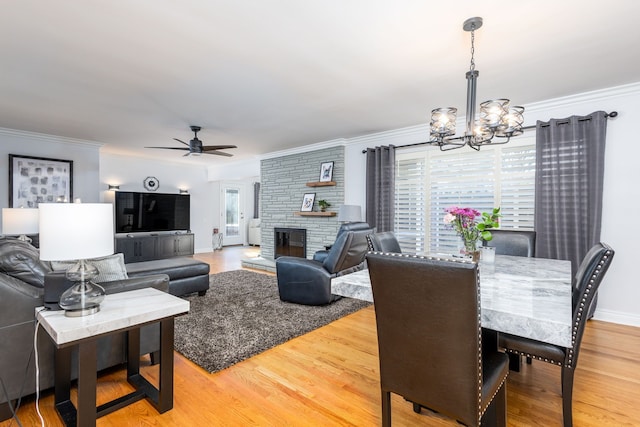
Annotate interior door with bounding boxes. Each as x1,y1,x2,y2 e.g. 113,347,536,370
221,184,245,246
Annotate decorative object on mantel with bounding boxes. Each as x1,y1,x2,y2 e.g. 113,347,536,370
317,199,331,212
143,176,159,191
300,192,315,212
9,154,73,207
444,206,501,261
428,17,525,151
319,161,334,182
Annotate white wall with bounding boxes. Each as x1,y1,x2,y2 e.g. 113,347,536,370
342,82,640,326
101,153,259,251
0,128,102,207
100,153,216,252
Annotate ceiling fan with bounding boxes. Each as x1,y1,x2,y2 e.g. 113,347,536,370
146,125,237,157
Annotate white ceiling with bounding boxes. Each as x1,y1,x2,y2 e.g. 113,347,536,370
2,1,640,166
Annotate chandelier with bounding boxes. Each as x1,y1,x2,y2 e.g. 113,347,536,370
429,17,524,151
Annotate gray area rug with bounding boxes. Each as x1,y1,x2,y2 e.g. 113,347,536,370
173,270,371,373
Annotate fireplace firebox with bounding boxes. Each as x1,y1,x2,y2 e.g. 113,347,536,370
274,228,307,259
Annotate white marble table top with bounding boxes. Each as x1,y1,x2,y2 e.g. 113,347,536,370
37,288,190,346
331,255,573,347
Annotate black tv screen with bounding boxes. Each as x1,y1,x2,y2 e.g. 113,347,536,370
115,191,190,233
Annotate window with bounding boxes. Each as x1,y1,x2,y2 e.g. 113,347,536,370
395,136,536,254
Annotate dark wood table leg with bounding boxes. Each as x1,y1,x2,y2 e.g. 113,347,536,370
157,317,174,413
77,341,98,426
54,345,75,425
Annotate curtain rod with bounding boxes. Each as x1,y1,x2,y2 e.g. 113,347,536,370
361,111,618,153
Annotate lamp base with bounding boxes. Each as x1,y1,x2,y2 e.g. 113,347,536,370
64,305,100,317
59,259,106,317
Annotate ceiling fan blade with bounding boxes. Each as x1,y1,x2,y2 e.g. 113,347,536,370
183,151,191,157
202,151,234,157
173,138,190,147
145,146,190,150
202,145,238,151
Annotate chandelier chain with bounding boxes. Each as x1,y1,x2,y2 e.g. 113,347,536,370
469,25,476,72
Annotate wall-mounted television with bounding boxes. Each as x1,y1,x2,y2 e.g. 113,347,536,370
114,191,190,233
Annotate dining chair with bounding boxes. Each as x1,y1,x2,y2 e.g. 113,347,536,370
367,252,509,427
483,229,536,257
498,242,614,427
366,231,402,253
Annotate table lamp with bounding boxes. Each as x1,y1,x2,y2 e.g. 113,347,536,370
39,203,114,317
1,208,39,243
337,205,362,223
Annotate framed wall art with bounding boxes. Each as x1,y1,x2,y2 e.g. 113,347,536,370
9,154,73,207
319,161,334,182
300,192,316,212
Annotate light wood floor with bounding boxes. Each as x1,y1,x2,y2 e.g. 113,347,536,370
4,246,639,426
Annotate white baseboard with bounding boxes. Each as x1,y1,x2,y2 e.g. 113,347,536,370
592,309,640,328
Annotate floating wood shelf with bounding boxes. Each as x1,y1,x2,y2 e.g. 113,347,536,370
305,181,336,187
294,211,337,217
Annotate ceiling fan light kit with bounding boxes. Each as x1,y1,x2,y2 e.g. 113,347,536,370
145,125,237,157
429,17,525,151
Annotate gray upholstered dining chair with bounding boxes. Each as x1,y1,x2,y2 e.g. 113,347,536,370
483,229,536,257
366,231,402,253
498,242,614,427
367,252,509,427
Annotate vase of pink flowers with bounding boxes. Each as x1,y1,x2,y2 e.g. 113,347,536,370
444,206,501,260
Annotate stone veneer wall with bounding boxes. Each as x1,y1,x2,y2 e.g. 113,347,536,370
260,146,344,260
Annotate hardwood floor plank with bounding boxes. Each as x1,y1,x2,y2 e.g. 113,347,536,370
3,246,639,426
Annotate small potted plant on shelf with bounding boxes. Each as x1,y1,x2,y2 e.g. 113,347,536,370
317,200,331,212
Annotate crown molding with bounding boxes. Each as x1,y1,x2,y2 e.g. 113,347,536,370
337,81,640,149
525,82,640,116
259,138,347,160
0,126,103,148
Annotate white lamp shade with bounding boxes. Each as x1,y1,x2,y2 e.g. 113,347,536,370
39,203,114,261
2,208,39,235
337,205,362,222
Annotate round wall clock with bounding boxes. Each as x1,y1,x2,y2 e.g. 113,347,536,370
143,176,160,191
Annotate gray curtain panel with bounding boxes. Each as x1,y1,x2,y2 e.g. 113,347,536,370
365,145,396,232
253,182,260,218
534,111,608,275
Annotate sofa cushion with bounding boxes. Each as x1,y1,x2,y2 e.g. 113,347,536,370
51,253,129,282
126,257,210,281
0,238,51,288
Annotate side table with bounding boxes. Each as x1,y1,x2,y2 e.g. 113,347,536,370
212,232,224,250
37,288,189,426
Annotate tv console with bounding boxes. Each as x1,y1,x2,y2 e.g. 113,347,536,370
115,232,194,263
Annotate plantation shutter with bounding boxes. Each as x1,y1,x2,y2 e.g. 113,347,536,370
428,150,496,254
394,156,427,254
395,139,536,255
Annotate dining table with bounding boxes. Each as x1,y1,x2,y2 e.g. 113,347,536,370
331,254,573,347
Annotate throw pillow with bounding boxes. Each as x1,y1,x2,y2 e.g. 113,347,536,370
51,253,129,283
0,238,52,288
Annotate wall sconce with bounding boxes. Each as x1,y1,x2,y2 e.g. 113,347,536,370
108,184,120,191
179,189,189,194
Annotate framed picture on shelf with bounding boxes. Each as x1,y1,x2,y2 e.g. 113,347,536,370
9,154,73,207
319,161,334,182
300,193,316,212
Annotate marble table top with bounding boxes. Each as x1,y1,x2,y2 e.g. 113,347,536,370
332,255,573,347
37,288,190,346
